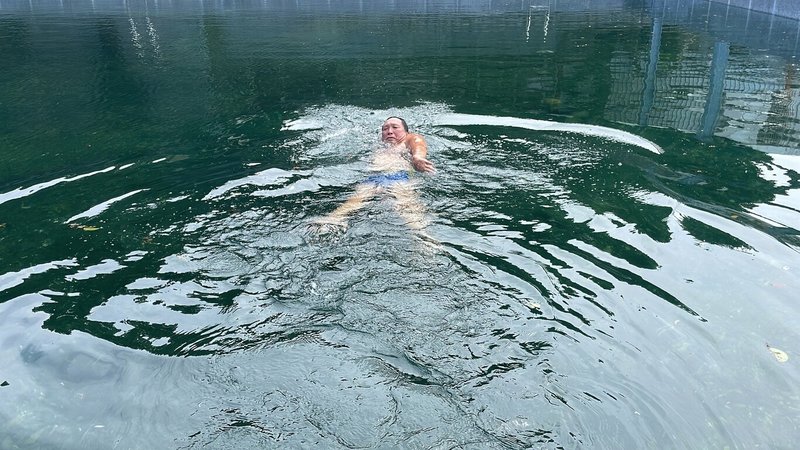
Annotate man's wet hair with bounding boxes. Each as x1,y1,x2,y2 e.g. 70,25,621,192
385,116,409,132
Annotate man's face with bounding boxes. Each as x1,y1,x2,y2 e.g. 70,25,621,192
381,118,407,144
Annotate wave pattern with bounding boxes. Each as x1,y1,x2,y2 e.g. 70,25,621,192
1,103,799,448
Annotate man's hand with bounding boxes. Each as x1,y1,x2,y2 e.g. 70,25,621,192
411,156,436,173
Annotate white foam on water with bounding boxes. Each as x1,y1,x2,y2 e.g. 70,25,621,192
281,117,325,131
284,103,661,156
282,103,452,140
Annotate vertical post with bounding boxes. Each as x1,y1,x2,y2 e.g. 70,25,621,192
795,16,800,54
768,0,777,42
639,17,662,126
745,0,753,30
698,41,730,140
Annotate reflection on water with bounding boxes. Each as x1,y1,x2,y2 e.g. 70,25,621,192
1,1,799,449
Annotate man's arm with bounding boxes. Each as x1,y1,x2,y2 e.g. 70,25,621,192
406,133,436,173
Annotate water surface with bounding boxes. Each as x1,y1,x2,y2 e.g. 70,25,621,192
1,1,799,448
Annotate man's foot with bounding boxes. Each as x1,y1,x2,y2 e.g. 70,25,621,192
307,216,348,236
414,229,443,253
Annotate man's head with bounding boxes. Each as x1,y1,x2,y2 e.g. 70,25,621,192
381,116,409,143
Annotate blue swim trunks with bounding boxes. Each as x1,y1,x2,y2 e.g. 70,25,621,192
364,171,410,186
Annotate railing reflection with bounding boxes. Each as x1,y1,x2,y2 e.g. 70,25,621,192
697,40,729,141
639,17,661,127
618,1,800,154
2,0,798,154
0,0,636,15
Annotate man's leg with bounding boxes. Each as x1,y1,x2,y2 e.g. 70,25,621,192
313,183,378,229
388,182,429,231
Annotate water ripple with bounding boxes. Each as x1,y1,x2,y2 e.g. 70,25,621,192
2,101,799,448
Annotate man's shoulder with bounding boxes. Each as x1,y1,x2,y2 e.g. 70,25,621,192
405,133,426,143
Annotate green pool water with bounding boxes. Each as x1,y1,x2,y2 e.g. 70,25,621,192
1,1,799,448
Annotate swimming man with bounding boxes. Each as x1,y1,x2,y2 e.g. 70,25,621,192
312,116,435,232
